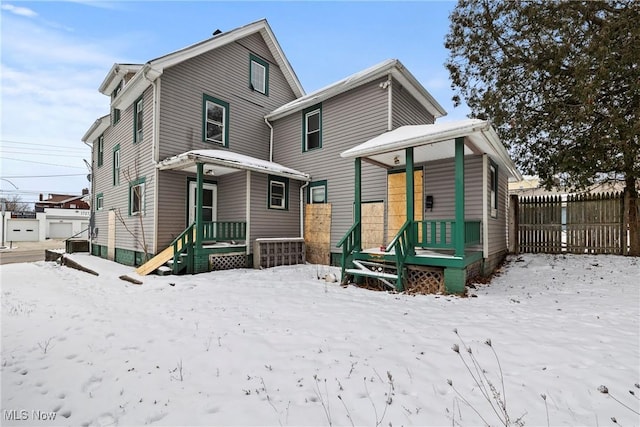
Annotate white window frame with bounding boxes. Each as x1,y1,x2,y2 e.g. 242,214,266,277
130,181,145,216
251,60,266,94
304,108,321,151
309,182,327,204
96,194,104,211
269,180,286,210
205,100,226,145
490,163,498,218
134,97,143,143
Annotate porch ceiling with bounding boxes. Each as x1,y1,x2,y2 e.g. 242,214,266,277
340,119,522,180
157,149,311,181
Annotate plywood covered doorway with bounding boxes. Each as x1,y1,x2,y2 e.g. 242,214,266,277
304,203,332,265
387,169,423,243
361,201,384,250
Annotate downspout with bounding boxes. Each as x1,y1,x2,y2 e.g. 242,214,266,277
386,75,393,131
264,117,274,162
143,67,161,254
299,181,309,237
83,140,94,255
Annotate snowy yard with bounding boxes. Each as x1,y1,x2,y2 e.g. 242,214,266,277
1,253,639,426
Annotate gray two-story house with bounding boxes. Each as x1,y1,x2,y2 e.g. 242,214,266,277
82,19,521,294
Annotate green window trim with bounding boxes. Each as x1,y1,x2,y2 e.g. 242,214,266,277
112,144,120,186
268,175,289,210
308,180,328,204
489,160,499,218
302,103,322,152
112,108,121,125
96,193,104,211
202,94,230,147
129,177,146,216
133,96,143,144
111,82,122,126
249,54,269,96
97,134,104,167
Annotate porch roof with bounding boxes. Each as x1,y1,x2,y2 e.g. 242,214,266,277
157,149,311,181
340,119,522,180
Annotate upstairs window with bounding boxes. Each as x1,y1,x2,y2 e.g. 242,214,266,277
97,135,104,167
129,177,145,216
268,175,288,210
113,144,120,186
111,82,122,125
203,94,229,147
96,193,104,211
303,104,322,151
134,97,143,143
249,54,269,95
490,161,498,218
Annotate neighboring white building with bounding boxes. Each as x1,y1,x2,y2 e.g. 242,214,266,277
2,208,90,243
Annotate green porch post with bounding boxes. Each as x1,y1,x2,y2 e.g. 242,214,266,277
454,137,465,257
195,162,205,272
406,147,414,222
354,157,362,251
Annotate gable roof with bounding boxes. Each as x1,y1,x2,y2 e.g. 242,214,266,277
265,59,446,121
81,114,110,143
340,119,522,180
106,19,304,109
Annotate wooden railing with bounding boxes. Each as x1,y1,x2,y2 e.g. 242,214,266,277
385,220,414,291
413,219,481,249
336,221,361,281
203,221,246,242
171,223,195,274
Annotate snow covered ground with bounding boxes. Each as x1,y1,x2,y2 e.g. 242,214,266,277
1,253,638,426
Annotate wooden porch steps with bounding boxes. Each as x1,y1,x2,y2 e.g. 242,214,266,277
345,260,398,289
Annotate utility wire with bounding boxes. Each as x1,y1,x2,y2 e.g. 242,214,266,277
1,173,87,178
0,157,86,169
0,139,89,150
1,151,86,158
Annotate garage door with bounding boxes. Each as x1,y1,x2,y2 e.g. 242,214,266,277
49,222,73,239
6,219,40,242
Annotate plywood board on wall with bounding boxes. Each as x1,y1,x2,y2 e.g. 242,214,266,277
362,202,384,250
387,170,423,242
305,203,332,265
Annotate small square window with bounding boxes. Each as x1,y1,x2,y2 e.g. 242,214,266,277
268,176,288,210
308,180,327,204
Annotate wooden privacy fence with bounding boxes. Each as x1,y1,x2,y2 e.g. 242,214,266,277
515,192,626,254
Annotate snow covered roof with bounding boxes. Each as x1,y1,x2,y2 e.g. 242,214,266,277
265,59,446,121
157,150,311,181
341,119,522,180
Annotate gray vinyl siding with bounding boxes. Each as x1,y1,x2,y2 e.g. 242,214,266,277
486,161,509,256
158,33,297,162
391,78,435,127
249,172,301,242
216,171,247,222
92,86,156,254
422,156,484,250
156,170,190,249
272,78,390,251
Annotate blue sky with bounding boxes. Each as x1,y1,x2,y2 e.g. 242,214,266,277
0,1,468,205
